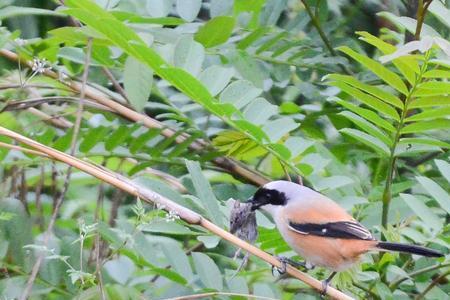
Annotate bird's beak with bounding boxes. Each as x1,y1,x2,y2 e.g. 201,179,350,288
248,196,260,211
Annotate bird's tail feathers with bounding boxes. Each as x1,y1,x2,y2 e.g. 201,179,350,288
376,241,443,258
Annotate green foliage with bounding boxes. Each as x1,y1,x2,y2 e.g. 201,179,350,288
0,0,449,299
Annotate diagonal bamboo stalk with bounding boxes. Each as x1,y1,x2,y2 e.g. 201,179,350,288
0,49,269,186
0,126,353,300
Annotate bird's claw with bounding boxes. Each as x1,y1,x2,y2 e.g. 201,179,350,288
320,280,329,298
271,256,288,275
320,272,337,298
271,256,312,276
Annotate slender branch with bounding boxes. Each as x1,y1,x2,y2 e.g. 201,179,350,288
0,48,269,186
381,51,430,232
0,126,354,300
414,0,434,40
3,96,114,113
416,269,450,300
390,262,450,290
164,292,279,300
19,38,94,300
0,141,47,157
300,0,336,56
300,0,351,75
101,67,130,104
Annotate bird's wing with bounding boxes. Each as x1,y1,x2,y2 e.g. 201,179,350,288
288,220,374,240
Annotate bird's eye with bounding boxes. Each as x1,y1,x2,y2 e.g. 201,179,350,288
265,192,272,199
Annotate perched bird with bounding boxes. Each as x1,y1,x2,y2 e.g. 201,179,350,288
249,180,444,292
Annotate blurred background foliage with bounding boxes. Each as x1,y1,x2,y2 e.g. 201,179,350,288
0,0,449,299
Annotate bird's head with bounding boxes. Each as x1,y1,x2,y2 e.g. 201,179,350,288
249,180,301,211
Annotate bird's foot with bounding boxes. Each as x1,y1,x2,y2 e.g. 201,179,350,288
271,256,313,276
320,272,337,298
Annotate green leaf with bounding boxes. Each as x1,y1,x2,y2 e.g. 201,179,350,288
417,80,450,91
401,119,450,134
212,130,267,160
356,31,418,85
422,69,450,78
104,256,135,284
428,0,450,28
260,0,287,26
112,11,185,25
176,0,202,22
268,143,291,160
262,118,299,142
436,159,450,183
377,12,441,38
334,98,396,132
243,98,277,125
340,128,390,155
400,194,443,231
124,56,153,112
416,176,450,214
229,50,266,88
198,66,234,96
237,27,269,50
194,16,236,48
219,80,262,109
79,127,109,153
337,46,408,95
405,107,450,122
185,160,224,227
233,120,269,142
326,74,403,109
146,0,173,17
192,252,223,290
196,235,221,248
409,96,450,108
174,36,205,76
256,31,288,54
161,240,194,282
331,81,400,121
65,0,114,19
399,137,450,149
105,125,136,151
0,6,64,20
338,111,392,146
149,267,187,285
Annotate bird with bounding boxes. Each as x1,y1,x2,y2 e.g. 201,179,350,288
248,180,444,293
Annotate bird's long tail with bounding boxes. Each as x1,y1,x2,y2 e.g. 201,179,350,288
376,242,443,257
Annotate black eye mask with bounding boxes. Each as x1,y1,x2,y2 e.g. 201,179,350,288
250,188,287,210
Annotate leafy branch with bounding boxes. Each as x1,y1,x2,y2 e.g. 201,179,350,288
59,0,304,177
0,125,354,300
326,32,450,230
0,48,270,186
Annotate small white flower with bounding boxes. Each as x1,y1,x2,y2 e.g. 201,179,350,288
31,58,51,74
165,210,180,222
379,36,450,63
14,38,26,46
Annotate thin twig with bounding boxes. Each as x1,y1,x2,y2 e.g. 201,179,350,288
300,0,351,75
3,96,114,113
390,262,450,290
0,126,354,300
0,141,47,157
416,269,450,300
18,38,94,300
164,292,279,300
101,67,130,104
